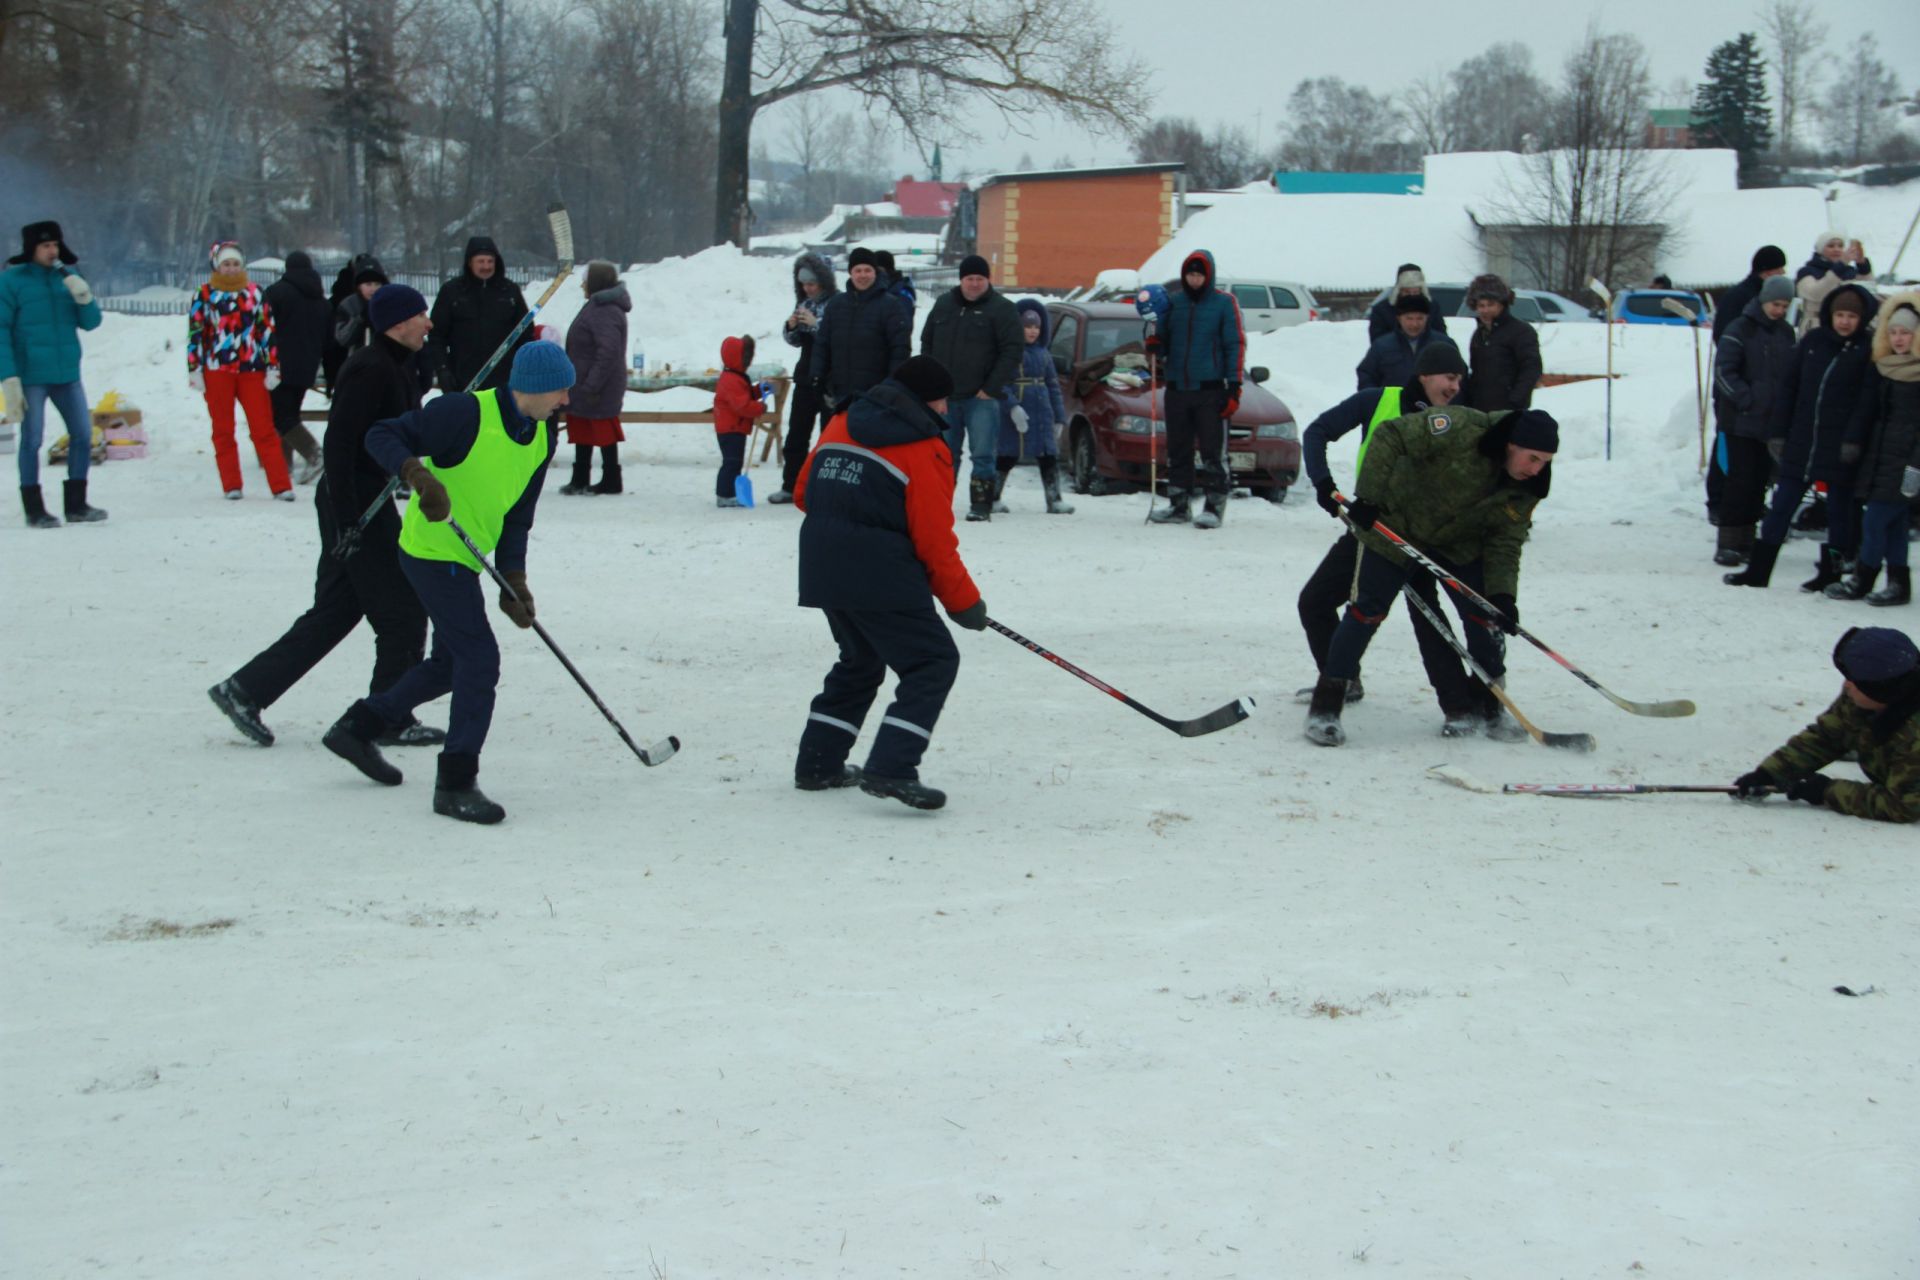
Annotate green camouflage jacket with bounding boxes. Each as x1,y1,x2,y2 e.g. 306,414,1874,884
1351,404,1545,598
1760,692,1920,823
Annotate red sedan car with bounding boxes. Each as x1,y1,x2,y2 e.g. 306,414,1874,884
1046,300,1299,502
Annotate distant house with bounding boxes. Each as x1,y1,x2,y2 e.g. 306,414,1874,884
1646,108,1693,150
964,163,1183,290
1271,171,1423,195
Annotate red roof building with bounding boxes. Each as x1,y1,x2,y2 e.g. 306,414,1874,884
891,178,967,219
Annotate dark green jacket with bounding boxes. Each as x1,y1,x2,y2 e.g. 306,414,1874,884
1352,404,1545,598
1760,693,1920,823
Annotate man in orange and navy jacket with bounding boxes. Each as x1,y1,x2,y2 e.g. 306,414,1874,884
791,355,985,811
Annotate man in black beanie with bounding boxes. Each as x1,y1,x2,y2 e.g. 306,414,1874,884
1706,244,1789,525
1355,291,1458,392
919,251,1022,519
810,245,911,408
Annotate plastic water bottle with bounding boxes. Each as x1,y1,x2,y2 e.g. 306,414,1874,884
631,352,645,374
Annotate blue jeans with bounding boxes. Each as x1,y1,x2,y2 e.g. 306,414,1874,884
17,380,91,486
1859,500,1909,571
944,397,1001,481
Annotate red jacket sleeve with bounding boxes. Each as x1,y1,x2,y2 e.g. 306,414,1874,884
902,435,980,614
712,371,759,434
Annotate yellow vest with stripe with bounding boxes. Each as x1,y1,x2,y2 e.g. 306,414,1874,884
1354,385,1403,482
398,388,548,570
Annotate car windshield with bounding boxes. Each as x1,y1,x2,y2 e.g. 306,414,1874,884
1084,319,1146,362
1624,294,1696,318
1430,286,1466,315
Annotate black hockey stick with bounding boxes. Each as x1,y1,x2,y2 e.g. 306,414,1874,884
1336,493,1695,718
1398,583,1595,751
336,204,577,557
1504,783,1745,796
988,618,1253,737
448,517,678,768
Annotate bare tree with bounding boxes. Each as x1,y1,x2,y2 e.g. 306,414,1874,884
714,0,1150,247
1133,116,1263,189
1449,43,1553,153
1401,73,1460,157
1276,77,1413,172
1762,0,1824,159
1820,33,1901,164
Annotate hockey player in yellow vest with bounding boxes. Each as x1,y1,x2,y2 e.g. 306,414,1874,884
321,339,572,823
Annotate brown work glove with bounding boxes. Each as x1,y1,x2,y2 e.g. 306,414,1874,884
499,570,535,629
401,457,450,522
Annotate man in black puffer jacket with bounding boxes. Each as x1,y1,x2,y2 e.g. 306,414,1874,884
1713,274,1798,566
919,253,1022,520
810,246,911,411
262,250,330,481
1463,273,1541,414
426,235,530,392
209,285,442,751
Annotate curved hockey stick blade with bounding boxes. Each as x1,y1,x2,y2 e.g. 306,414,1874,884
1428,764,1496,794
635,734,680,767
1167,695,1255,737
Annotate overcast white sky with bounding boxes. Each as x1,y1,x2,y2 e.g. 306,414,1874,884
836,0,1920,178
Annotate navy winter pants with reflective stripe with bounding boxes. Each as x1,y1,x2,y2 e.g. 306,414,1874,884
797,606,959,781
365,552,501,757
1324,545,1504,687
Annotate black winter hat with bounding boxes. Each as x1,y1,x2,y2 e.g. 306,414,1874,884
1833,626,1920,703
285,250,313,271
847,246,877,270
10,220,75,266
1394,292,1432,315
1414,342,1467,378
353,259,390,287
958,253,991,279
1751,244,1787,273
874,249,897,274
1467,273,1513,306
892,355,954,403
1508,408,1560,453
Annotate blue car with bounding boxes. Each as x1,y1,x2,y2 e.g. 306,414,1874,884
1611,288,1709,326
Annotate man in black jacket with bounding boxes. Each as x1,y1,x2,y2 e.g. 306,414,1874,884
208,285,442,749
919,253,1023,520
1463,273,1541,414
262,250,329,483
810,246,911,411
1706,244,1788,524
426,235,530,392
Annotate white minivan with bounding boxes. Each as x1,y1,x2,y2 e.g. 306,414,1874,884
1218,280,1321,332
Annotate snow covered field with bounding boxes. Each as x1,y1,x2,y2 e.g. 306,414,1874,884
4,268,1916,1277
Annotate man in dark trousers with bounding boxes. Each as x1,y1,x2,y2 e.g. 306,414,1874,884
809,246,910,409
1297,341,1488,735
919,253,1022,521
425,235,530,393
791,355,986,812
768,252,836,504
320,339,571,824
1707,244,1788,525
261,250,330,483
209,286,444,749
1463,273,1541,414
1149,248,1246,529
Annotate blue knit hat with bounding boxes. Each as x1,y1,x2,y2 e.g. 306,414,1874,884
509,339,575,393
368,284,427,334
1833,626,1919,701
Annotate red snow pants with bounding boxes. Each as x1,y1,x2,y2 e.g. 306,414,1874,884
205,368,290,495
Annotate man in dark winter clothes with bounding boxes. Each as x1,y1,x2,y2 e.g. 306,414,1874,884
791,354,985,812
1712,274,1797,567
261,250,329,483
1149,248,1246,529
919,253,1023,520
322,254,387,389
209,285,442,750
1298,341,1488,733
0,220,106,527
769,252,837,503
810,246,911,411
1707,244,1788,525
320,339,570,825
1305,406,1558,747
1725,282,1879,592
426,235,530,393
1367,263,1448,343
1732,626,1920,823
1463,273,1541,414
873,248,917,306
1355,293,1457,392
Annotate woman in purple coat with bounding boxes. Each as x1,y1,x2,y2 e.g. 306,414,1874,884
560,260,630,494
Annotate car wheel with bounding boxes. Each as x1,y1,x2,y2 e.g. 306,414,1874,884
1069,426,1097,495
1250,484,1288,505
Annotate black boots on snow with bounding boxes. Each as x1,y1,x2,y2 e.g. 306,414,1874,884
590,450,622,494
1150,489,1191,524
1713,523,1752,567
860,773,947,810
208,678,274,746
559,447,594,495
1193,492,1226,530
1304,676,1348,747
1799,545,1845,594
1869,565,1912,608
965,476,994,522
1826,565,1880,601
1038,457,1074,514
433,751,505,824
323,701,403,786
20,484,59,528
377,719,448,747
63,479,106,522
1724,539,1781,587
795,764,864,791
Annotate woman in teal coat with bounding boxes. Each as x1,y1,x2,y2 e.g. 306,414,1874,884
0,220,106,526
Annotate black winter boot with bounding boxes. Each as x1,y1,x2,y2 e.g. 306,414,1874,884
377,719,448,747
559,446,594,495
63,478,107,523
1713,523,1749,566
1304,676,1348,747
1724,539,1780,587
796,764,864,791
590,446,622,494
991,461,1014,513
433,751,506,823
965,476,994,522
1193,491,1226,530
322,700,403,785
208,678,274,746
1868,565,1911,607
20,484,60,528
1826,565,1880,601
1149,488,1191,524
1799,545,1844,594
860,773,947,809
1037,457,1074,514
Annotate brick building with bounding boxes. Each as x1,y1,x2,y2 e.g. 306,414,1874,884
965,164,1183,290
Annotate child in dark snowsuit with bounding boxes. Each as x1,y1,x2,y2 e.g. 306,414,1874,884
993,297,1074,515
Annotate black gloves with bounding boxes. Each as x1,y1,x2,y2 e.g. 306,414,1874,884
499,570,535,629
1344,499,1380,531
1488,593,1519,635
332,524,363,562
1732,768,1778,799
1785,773,1832,807
949,600,989,631
1313,476,1342,519
401,458,450,522
1222,383,1241,419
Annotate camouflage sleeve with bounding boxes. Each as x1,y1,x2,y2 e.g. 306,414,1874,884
1758,696,1853,781
1481,498,1533,599
1822,776,1920,823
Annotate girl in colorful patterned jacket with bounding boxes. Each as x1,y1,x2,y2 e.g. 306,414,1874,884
712,334,762,508
188,241,290,499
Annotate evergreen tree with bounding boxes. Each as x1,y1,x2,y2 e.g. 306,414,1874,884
1692,33,1773,182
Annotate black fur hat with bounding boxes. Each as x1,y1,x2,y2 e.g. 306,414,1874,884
10,221,76,266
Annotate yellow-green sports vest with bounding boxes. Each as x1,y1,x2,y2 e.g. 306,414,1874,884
398,388,548,570
1354,385,1403,481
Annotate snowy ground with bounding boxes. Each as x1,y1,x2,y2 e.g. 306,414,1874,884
4,286,1917,1277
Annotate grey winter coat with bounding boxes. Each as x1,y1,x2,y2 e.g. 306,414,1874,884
782,252,836,362
564,283,631,419
1713,299,1797,440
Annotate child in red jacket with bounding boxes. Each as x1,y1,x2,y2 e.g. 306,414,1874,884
713,334,760,508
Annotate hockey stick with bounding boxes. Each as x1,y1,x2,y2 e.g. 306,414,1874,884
988,618,1253,737
1143,314,1159,525
1660,298,1708,472
337,204,576,554
446,515,679,768
1398,583,1595,751
1503,783,1746,796
1335,493,1696,718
